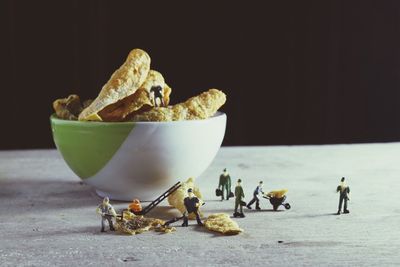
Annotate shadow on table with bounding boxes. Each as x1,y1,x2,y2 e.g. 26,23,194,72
16,225,102,239
0,178,99,211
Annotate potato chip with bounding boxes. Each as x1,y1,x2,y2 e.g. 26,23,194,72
131,89,226,122
204,213,243,235
53,94,83,120
115,211,175,235
79,49,151,121
98,70,170,121
167,178,203,220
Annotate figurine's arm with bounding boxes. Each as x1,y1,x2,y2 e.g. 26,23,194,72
109,206,117,217
218,175,222,188
96,206,103,216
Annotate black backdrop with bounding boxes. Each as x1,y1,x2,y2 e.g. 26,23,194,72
1,0,400,149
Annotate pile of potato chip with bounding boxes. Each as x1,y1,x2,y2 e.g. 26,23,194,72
53,48,226,122
115,210,175,235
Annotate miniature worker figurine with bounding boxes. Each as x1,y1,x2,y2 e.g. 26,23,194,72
129,199,142,214
150,85,164,107
96,197,117,232
336,177,350,215
218,168,232,201
182,188,204,226
234,179,245,218
246,181,264,210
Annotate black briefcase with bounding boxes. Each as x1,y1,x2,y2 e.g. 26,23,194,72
229,191,234,198
216,188,222,196
240,201,247,206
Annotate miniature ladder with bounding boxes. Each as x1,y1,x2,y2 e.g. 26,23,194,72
136,181,182,216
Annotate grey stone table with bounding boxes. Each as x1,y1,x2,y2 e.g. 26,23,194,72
1,144,400,266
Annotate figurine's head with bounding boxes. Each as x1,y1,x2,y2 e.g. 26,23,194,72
223,168,227,172
341,177,345,182
237,179,242,185
187,188,194,198
259,181,263,187
103,197,109,204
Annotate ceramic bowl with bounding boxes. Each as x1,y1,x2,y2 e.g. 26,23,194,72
50,112,226,201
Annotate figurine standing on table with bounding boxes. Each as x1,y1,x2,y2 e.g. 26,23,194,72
233,179,245,218
218,168,232,201
96,197,117,232
182,188,204,226
246,181,264,210
165,188,204,227
336,177,350,215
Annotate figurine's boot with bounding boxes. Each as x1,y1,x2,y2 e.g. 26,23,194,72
256,202,261,210
182,216,189,227
101,219,106,232
344,210,350,214
336,210,341,215
239,213,245,218
107,217,115,231
195,213,204,226
246,204,252,209
233,211,240,217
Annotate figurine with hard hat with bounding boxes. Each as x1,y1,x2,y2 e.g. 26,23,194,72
182,188,204,226
96,197,117,232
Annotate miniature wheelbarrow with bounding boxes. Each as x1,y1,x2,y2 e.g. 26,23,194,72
262,189,291,211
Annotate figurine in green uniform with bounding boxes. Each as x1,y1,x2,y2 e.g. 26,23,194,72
218,168,232,201
233,179,245,218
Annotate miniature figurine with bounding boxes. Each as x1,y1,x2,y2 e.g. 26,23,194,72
150,85,164,107
246,181,264,210
336,177,350,215
129,199,143,214
217,168,232,201
96,197,117,232
165,188,204,227
233,179,245,218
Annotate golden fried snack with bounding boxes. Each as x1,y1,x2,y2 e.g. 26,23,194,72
115,211,175,235
167,178,203,220
98,70,171,121
79,48,151,121
204,213,243,235
53,94,84,120
131,89,226,121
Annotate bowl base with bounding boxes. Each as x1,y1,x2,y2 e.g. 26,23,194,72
95,189,155,202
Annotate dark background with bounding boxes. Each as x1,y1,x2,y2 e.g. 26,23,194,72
1,0,400,149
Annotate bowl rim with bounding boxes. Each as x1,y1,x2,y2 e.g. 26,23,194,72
50,111,226,125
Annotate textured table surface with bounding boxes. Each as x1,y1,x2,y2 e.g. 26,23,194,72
1,144,399,266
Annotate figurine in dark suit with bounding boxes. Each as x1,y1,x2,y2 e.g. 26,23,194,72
336,177,350,215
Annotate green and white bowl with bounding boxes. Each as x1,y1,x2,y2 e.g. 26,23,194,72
50,112,226,201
